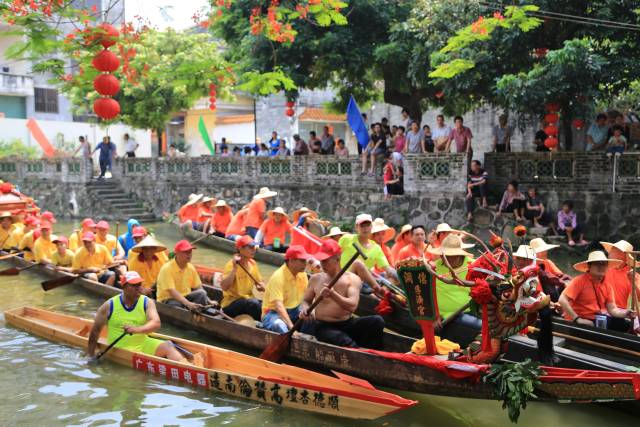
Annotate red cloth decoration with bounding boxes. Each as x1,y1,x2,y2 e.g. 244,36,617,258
0,183,13,193
544,136,559,149
93,74,120,96
544,125,559,136
93,97,121,120
470,279,493,353
97,23,119,48
544,113,559,124
374,290,394,315
356,348,489,381
465,252,502,282
290,226,323,254
92,49,120,72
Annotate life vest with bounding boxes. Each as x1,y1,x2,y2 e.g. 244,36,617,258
107,294,148,350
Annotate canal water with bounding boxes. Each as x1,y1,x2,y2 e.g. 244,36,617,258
0,221,636,426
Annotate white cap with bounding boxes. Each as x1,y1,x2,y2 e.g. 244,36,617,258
355,214,373,225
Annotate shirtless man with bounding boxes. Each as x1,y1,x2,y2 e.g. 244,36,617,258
300,239,384,349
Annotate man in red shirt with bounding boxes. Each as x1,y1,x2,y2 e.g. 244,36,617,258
245,187,277,238
178,194,203,229
601,240,640,310
396,225,427,263
210,200,233,238
559,250,635,331
255,207,292,252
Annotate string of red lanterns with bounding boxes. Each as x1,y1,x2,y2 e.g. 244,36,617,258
209,83,217,111
92,23,121,120
543,102,560,149
285,100,295,117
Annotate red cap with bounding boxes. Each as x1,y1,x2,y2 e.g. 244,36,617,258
96,220,109,230
41,211,57,223
24,216,39,226
313,239,342,261
174,239,196,253
82,231,96,242
120,271,144,286
132,226,147,238
53,235,69,245
81,218,97,229
285,245,312,261
235,235,257,249
40,221,52,230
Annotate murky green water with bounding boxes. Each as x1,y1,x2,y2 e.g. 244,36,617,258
0,221,636,426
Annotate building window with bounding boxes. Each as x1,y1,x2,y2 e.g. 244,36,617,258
34,87,59,113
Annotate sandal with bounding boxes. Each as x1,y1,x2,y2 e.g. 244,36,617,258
568,240,575,246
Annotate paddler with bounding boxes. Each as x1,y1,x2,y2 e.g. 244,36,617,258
245,187,277,238
69,218,97,252
300,239,385,349
11,209,26,233
255,207,292,253
72,231,118,286
198,196,216,234
41,211,57,225
128,235,168,296
117,218,141,257
220,235,264,320
16,216,40,261
177,193,203,230
210,200,233,237
0,211,18,251
323,226,346,243
529,238,569,306
33,221,56,264
156,240,213,311
390,224,412,261
371,218,395,269
425,223,464,261
95,221,125,259
261,245,311,333
87,271,185,362
51,235,74,272
396,225,427,262
290,207,324,254
225,204,249,241
601,240,640,311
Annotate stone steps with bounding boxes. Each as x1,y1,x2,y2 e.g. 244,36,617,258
85,179,157,222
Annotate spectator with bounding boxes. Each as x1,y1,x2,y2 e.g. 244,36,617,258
292,134,309,155
404,121,424,154
268,131,281,156
400,108,412,130
423,125,434,153
492,114,511,152
606,125,627,155
586,113,609,151
607,113,631,141
276,140,291,156
381,117,391,137
450,116,473,155
93,136,117,180
361,123,387,176
73,135,91,159
358,114,368,155
308,131,320,149
524,187,549,227
496,180,525,221
383,152,403,199
310,140,322,155
167,143,184,158
533,120,549,152
465,160,488,221
257,143,270,157
393,126,406,153
219,145,230,157
391,125,398,138
557,200,587,246
320,125,335,154
123,133,139,158
432,114,452,152
335,139,349,156
243,146,255,156
232,146,242,157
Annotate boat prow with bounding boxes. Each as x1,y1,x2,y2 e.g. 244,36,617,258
4,306,417,420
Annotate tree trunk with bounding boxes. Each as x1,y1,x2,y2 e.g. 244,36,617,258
562,116,573,151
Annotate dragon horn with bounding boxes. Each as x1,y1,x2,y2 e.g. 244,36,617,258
505,238,514,272
458,230,500,272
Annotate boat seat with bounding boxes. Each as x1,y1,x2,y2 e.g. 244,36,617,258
76,325,91,337
192,352,205,368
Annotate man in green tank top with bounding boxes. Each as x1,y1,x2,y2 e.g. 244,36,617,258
88,271,184,362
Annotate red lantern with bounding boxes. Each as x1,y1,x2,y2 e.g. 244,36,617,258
209,96,216,104
209,104,216,111
286,101,295,108
544,125,559,136
544,136,558,149
285,108,295,117
97,23,119,49
93,97,120,120
435,91,444,99
544,113,559,124
534,48,549,58
545,102,560,113
572,119,585,130
93,74,120,96
92,49,120,72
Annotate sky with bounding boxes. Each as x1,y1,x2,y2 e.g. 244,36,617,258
125,0,210,30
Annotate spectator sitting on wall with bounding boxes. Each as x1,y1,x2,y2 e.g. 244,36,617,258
607,113,631,141
257,143,270,157
362,123,387,177
219,145,230,157
293,134,309,155
606,125,627,156
335,139,349,156
276,139,291,156
450,116,473,155
465,160,489,221
320,125,335,155
310,140,322,155
381,117,391,137
524,187,551,227
243,146,255,157
496,180,525,222
533,120,549,152
383,152,404,200
401,107,412,130
268,131,281,156
393,126,406,153
492,114,511,153
557,200,588,247
432,114,452,153
586,113,609,151
232,146,242,157
423,125,434,153
404,121,424,154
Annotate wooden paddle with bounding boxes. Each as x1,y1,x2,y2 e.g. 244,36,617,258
235,258,265,297
529,326,640,358
259,244,367,362
41,262,121,291
95,331,129,361
439,301,472,331
0,251,24,261
0,263,39,276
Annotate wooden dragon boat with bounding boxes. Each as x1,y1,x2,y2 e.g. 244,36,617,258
3,250,640,406
4,306,417,420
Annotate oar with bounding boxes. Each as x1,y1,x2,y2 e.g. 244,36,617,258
95,331,129,360
438,301,472,331
260,244,367,362
630,252,640,333
0,251,24,261
529,326,640,358
0,262,39,276
41,262,121,291
236,259,265,293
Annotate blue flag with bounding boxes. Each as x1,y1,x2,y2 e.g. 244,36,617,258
346,95,369,149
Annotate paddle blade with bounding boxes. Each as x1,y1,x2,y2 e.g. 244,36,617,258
0,252,22,261
259,330,294,362
41,275,78,291
0,267,20,276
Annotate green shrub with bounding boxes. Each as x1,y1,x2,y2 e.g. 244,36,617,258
0,139,39,159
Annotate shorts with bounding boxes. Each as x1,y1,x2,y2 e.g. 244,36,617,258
365,146,386,156
118,336,164,356
192,221,204,231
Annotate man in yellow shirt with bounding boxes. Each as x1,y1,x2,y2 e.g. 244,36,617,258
17,217,40,261
68,218,97,252
51,235,74,272
156,240,211,311
33,221,56,263
11,209,25,233
220,235,265,320
95,220,125,258
261,245,311,333
72,231,116,286
128,235,168,296
0,211,17,251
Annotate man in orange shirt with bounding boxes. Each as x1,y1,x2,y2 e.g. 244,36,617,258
177,193,203,229
396,225,427,263
225,205,249,241
601,240,640,310
390,224,411,261
198,196,216,233
559,251,635,331
209,200,233,237
255,207,291,252
244,187,277,238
